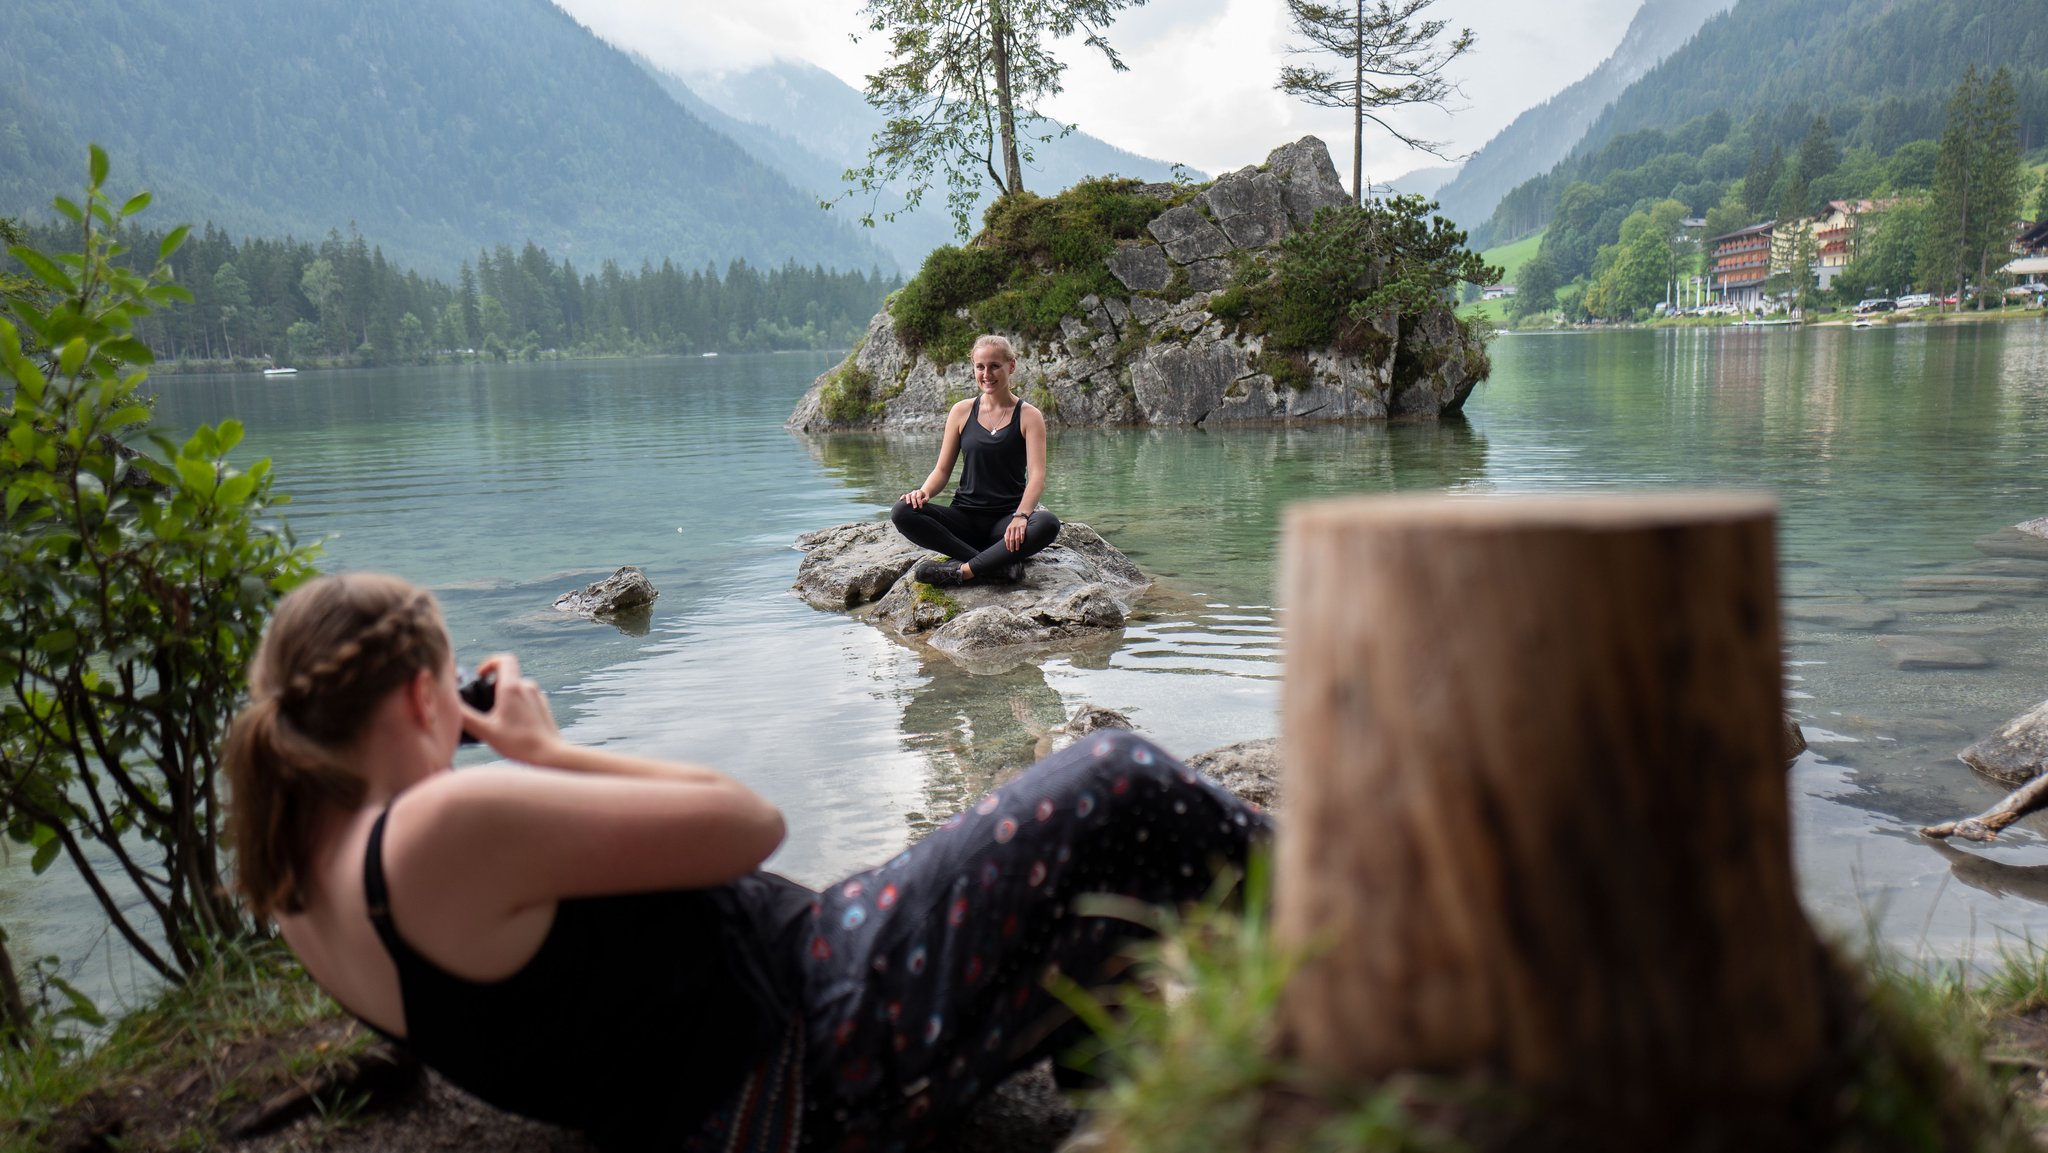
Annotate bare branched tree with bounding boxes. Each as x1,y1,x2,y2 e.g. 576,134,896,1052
839,0,1148,240
1277,0,1474,206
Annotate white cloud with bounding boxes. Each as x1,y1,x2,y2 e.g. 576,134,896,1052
555,0,1647,179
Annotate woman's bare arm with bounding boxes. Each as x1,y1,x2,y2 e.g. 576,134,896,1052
1005,404,1050,550
903,400,971,508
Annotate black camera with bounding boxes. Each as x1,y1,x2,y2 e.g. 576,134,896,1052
456,667,497,746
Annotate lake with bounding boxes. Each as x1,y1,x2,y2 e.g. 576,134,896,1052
8,321,2048,1007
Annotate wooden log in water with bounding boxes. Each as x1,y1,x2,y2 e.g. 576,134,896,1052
1274,493,1826,1137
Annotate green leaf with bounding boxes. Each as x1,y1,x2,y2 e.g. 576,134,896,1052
51,196,83,225
88,145,109,188
30,836,60,874
159,225,190,261
33,629,77,654
218,472,256,506
50,978,105,1028
7,246,78,293
216,419,244,454
176,456,217,493
58,338,88,378
119,191,152,217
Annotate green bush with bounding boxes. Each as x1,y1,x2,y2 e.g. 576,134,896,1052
888,179,1176,363
1,149,317,995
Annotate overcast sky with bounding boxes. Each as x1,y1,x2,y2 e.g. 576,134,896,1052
552,0,1642,181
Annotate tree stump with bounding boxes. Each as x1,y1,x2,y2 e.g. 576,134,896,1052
1274,494,1826,1141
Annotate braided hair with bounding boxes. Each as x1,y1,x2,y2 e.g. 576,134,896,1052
225,572,451,919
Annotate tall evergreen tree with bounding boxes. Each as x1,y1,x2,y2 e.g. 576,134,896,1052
1919,66,2023,308
1276,0,1475,206
1744,144,1784,216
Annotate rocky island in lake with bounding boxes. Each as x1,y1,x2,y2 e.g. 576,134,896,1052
789,137,1493,432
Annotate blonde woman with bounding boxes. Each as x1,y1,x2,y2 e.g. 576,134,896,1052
225,572,1266,1150
892,334,1058,585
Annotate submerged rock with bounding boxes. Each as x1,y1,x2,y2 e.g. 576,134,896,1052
1960,698,2048,787
792,521,1149,670
551,567,657,627
1874,634,1993,671
2018,516,2048,540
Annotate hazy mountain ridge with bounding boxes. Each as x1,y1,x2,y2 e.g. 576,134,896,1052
1432,0,1738,232
0,0,892,277
667,57,1199,269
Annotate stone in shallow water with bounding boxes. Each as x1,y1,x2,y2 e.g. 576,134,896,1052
2018,516,2048,540
1960,698,2048,786
551,566,657,620
1784,601,1897,629
1899,574,2045,595
1874,634,1993,670
795,521,1150,671
1893,595,1997,613
1975,529,2048,560
1187,738,1280,812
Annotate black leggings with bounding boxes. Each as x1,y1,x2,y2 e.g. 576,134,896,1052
798,732,1270,1150
890,500,1061,575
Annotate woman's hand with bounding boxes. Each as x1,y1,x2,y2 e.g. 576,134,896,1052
458,654,566,766
903,488,929,510
1005,513,1028,551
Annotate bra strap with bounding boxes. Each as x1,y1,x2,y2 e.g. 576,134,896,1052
362,808,411,962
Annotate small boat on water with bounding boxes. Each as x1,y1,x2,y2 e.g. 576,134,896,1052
262,366,299,377
700,352,719,358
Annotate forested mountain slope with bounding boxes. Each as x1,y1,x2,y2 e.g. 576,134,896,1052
0,0,893,276
1432,0,1737,234
651,57,1195,271
1480,0,2048,244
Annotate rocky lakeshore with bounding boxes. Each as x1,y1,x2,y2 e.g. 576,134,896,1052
788,137,1489,433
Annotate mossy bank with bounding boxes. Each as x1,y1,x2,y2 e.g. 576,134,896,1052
789,137,1496,432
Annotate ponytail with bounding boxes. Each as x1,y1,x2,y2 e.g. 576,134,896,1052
223,573,450,920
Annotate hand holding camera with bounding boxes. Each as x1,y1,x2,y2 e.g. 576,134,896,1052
454,654,565,765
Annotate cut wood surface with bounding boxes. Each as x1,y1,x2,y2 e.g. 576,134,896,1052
1274,493,1826,1133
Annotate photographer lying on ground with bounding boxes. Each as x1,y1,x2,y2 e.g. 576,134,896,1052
226,572,1266,1150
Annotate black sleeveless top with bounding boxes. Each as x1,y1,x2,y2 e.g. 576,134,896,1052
361,810,815,1145
954,395,1028,512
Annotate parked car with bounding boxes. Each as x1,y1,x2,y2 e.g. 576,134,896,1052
1854,298,1897,314
1896,293,1934,309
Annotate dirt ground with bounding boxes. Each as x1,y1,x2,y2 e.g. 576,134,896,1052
226,1054,1081,1153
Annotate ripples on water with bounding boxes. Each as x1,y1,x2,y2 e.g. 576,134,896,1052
11,323,2048,1009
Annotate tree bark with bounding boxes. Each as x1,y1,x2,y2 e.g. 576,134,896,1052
1274,494,1827,1140
1351,0,1364,205
989,0,1024,197
0,925,32,1048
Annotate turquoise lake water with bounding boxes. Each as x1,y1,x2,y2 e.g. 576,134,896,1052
8,320,2048,1006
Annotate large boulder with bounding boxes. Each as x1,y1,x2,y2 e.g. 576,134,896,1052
791,521,927,610
792,521,1149,671
1960,698,2048,787
787,136,1486,433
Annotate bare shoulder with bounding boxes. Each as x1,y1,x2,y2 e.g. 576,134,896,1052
1019,402,1048,431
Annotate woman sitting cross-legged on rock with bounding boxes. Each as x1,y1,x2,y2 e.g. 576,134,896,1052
226,571,1268,1152
892,334,1059,586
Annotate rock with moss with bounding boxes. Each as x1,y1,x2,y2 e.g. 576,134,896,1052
792,521,1149,671
789,136,1489,433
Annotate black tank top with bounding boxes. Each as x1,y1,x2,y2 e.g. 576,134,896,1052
954,395,1027,512
361,810,814,1144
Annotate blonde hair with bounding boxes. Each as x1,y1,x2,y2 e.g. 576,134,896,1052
971,333,1017,363
224,573,451,919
